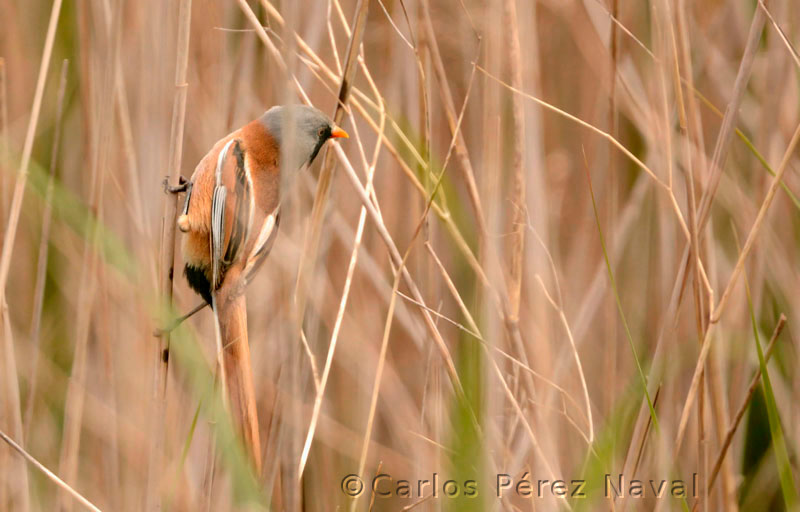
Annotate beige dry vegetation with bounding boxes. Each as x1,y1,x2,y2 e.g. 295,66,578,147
1,0,799,511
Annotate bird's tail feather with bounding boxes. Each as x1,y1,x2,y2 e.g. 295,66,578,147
215,290,262,475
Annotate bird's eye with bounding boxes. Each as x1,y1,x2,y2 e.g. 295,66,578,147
318,128,326,138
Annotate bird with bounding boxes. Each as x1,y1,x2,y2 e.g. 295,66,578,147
166,104,348,475
176,104,349,304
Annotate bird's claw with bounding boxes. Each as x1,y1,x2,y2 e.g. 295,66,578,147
163,175,188,194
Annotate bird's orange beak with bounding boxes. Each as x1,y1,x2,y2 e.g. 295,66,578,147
330,126,349,139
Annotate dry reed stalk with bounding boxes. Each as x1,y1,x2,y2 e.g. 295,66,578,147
297,328,320,392
238,0,480,494
477,66,669,195
416,2,431,211
74,0,93,184
652,3,711,507
291,0,369,350
673,120,800,456
315,184,426,342
608,0,619,134
529,243,594,442
351,220,418,512
420,0,485,235
93,268,121,511
2,299,29,512
297,101,386,481
420,2,543,412
622,2,768,483
232,4,368,505
0,430,101,512
0,1,62,510
258,1,489,286
347,112,489,508
93,0,149,239
566,173,649,344
696,3,768,227
4,1,799,508
331,142,475,428
412,14,447,495
0,55,10,512
497,1,545,434
704,315,786,497
24,59,69,434
346,97,486,277
112,53,147,237
424,242,566,510
0,0,63,305
604,0,621,421
57,0,122,508
415,2,436,358
0,57,7,221
479,16,510,478
147,0,193,509
556,3,685,376
229,4,312,506
225,28,255,132
479,62,692,449
515,0,552,417
502,0,526,322
758,0,800,69
395,291,480,338
663,2,728,507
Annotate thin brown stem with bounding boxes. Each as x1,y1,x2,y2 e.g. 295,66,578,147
420,0,486,237
0,0,63,298
2,298,29,511
57,1,121,509
705,315,786,495
674,120,800,457
292,0,370,357
297,102,386,482
0,430,101,512
147,0,193,509
623,2,769,483
502,0,526,322
0,57,8,221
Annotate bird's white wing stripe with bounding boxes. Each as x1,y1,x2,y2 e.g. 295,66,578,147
243,155,256,243
210,186,226,289
243,212,277,278
210,139,236,289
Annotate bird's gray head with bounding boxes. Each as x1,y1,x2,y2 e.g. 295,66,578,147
260,105,348,172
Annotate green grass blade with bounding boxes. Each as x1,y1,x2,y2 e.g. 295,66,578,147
742,270,799,509
583,155,660,434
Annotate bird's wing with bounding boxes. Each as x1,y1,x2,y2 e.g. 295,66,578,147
242,208,280,285
222,140,252,266
210,139,252,290
210,186,227,289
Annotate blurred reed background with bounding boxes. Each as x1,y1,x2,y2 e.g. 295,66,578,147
1,0,799,510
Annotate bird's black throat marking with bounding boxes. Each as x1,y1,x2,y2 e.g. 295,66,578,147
308,125,333,166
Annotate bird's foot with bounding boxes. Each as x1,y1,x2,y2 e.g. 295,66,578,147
163,175,189,194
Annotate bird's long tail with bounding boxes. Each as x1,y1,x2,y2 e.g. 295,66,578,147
215,291,262,475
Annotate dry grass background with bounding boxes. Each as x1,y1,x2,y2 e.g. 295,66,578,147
1,0,800,510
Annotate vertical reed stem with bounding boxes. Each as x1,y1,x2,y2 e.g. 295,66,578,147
147,0,193,509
